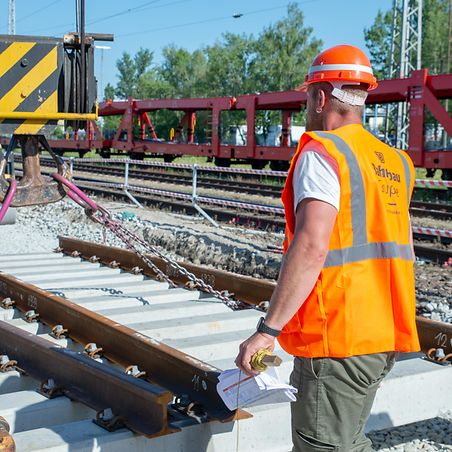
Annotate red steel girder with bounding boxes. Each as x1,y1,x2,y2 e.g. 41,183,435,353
99,72,452,113
9,70,448,168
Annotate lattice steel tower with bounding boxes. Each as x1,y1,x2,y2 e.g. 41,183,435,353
8,0,15,35
386,0,423,149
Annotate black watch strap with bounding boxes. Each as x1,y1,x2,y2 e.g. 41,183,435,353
256,317,281,337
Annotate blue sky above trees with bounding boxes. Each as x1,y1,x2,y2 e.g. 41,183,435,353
1,0,392,90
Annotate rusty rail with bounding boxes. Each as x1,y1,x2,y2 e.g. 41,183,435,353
0,321,172,437
59,236,274,306
58,237,452,356
0,417,15,452
0,273,250,426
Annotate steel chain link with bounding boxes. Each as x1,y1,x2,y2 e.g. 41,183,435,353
88,207,244,310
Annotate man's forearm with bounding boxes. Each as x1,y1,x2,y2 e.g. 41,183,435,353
264,235,328,331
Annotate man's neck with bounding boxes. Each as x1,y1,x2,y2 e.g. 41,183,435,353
323,114,362,131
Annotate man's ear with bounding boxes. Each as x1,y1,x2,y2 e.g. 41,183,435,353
318,89,327,109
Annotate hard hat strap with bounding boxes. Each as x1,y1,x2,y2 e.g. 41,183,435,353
330,81,367,106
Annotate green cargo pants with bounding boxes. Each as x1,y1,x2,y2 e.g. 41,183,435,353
289,352,397,452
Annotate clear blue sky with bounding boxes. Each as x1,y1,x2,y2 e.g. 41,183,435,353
1,0,392,95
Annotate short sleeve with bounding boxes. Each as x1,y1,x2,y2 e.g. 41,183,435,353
292,148,341,212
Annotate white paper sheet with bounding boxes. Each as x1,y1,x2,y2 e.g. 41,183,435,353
216,367,297,411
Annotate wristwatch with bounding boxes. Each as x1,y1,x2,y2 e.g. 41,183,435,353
256,317,281,337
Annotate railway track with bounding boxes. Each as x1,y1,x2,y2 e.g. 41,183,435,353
14,156,451,216
0,237,451,451
65,180,452,253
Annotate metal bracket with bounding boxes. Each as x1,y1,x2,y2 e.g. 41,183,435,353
0,355,17,373
425,347,452,366
39,378,64,399
93,408,126,432
84,343,103,359
125,365,146,379
1,298,15,309
24,310,39,323
172,395,208,424
51,324,69,339
184,281,200,291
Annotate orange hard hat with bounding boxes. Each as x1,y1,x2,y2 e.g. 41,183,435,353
302,44,377,91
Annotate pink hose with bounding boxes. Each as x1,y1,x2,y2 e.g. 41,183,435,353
0,179,17,223
51,173,98,211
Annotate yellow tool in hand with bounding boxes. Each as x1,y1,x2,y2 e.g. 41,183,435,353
250,349,282,372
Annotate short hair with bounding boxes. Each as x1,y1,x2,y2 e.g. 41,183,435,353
310,82,368,116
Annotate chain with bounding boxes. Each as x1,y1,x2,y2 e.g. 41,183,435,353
87,206,245,310
88,207,177,288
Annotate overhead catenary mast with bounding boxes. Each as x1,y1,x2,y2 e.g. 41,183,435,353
8,0,15,35
386,0,423,149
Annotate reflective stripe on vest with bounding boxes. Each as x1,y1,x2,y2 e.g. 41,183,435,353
324,242,412,267
314,131,413,266
394,149,412,205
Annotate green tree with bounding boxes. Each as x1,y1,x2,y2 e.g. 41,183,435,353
250,2,322,93
423,0,450,74
204,33,256,97
104,82,115,101
248,3,321,140
115,48,153,98
364,10,393,79
365,1,451,76
158,45,207,98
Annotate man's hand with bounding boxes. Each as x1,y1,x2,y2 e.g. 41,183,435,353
235,332,275,376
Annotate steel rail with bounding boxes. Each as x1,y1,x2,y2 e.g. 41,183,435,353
0,272,250,424
413,245,452,264
0,321,173,437
15,157,284,198
14,154,451,198
58,238,452,356
59,165,452,219
68,182,452,244
67,182,285,230
59,236,274,306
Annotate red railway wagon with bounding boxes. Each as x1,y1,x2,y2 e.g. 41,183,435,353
1,69,452,177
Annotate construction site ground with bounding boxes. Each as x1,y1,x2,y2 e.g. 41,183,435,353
0,197,451,451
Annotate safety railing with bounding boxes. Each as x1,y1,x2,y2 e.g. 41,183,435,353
11,154,452,228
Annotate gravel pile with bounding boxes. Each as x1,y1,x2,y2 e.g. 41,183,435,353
415,265,452,323
0,198,451,451
369,411,452,451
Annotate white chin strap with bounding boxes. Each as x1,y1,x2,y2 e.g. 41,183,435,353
330,81,367,106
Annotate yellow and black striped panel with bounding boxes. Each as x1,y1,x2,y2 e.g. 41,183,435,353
0,37,63,135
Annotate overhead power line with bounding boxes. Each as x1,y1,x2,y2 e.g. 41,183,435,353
117,0,319,38
16,0,63,24
86,0,165,26
27,0,191,36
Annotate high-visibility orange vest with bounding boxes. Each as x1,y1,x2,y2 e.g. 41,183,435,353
278,124,420,358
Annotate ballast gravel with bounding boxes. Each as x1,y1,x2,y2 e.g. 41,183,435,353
0,198,451,451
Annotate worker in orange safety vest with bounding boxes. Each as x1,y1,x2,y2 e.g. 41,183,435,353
235,45,420,452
